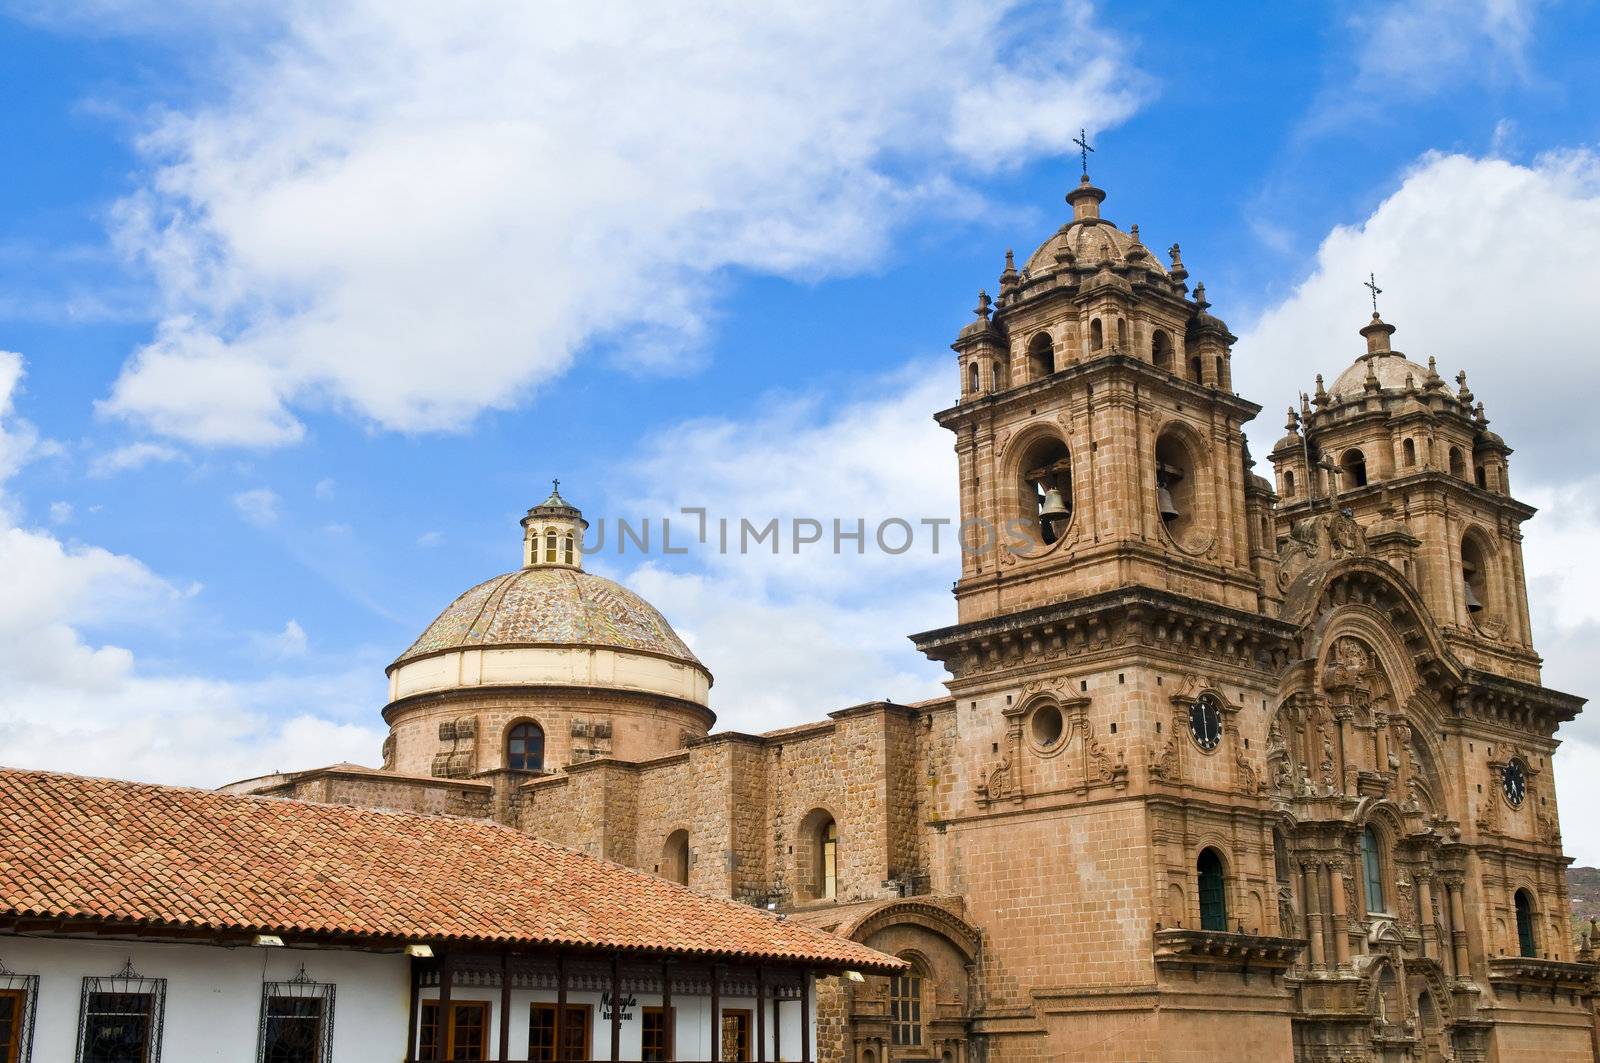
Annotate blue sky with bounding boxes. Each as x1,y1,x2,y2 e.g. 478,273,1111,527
2,1,1600,859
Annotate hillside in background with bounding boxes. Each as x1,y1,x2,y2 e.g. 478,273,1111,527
1568,865,1600,948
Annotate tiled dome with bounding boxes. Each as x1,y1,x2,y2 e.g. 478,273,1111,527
392,567,702,671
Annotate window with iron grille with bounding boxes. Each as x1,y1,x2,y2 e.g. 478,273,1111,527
258,966,335,1063
76,961,165,1063
0,957,39,1063
888,966,923,1046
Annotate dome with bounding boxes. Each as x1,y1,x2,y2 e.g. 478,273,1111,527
1328,314,1429,399
1024,219,1167,278
1330,352,1431,399
392,567,703,672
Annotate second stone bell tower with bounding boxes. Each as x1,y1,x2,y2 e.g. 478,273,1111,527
944,173,1273,623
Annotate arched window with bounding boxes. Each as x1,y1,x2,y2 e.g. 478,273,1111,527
1283,470,1297,498
661,829,690,886
1403,438,1417,467
968,362,980,395
1028,332,1056,378
1449,446,1467,480
1197,848,1227,931
1514,889,1538,957
561,533,574,565
1116,318,1129,351
1151,329,1172,371
544,530,558,563
1361,826,1387,913
819,818,838,900
1089,319,1104,352
506,721,545,772
1189,356,1203,383
888,959,924,1047
1341,448,1368,488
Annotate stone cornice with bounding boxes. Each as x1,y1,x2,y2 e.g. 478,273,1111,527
911,587,1295,678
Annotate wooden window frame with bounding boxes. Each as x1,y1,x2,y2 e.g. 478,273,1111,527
641,1005,674,1063
420,999,491,1062
527,1003,592,1062
720,1007,753,1063
0,985,33,1063
888,968,924,1047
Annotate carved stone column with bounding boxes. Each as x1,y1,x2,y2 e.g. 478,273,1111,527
1303,861,1326,971
1328,860,1351,968
1447,879,1470,978
1416,872,1435,960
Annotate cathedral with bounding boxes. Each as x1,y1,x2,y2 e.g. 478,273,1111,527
228,171,1600,1062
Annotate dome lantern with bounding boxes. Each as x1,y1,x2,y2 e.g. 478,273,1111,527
521,480,589,569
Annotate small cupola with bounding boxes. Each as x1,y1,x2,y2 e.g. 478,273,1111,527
521,480,588,569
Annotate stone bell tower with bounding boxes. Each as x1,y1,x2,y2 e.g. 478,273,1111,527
915,169,1303,1062
945,173,1273,625
1267,313,1539,684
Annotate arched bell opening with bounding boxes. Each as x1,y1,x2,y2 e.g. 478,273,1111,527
1028,332,1056,379
1340,447,1368,488
1151,328,1173,371
1460,530,1495,621
1155,430,1201,548
1016,434,1073,547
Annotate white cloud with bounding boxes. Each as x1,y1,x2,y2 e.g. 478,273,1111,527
48,501,73,524
90,1,1141,446
1235,149,1600,480
1234,147,1600,863
231,486,281,526
313,477,335,501
88,440,183,477
0,355,383,786
253,619,309,659
1349,0,1540,96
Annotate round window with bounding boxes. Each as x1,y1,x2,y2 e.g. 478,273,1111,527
1189,695,1222,752
1031,703,1065,748
1502,759,1526,807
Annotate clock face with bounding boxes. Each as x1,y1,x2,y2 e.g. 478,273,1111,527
1502,760,1527,807
1189,695,1222,752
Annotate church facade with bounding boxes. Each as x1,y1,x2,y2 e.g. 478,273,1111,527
229,174,1599,1062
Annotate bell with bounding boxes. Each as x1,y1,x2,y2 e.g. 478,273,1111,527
1039,487,1070,524
1158,482,1181,521
1463,578,1484,613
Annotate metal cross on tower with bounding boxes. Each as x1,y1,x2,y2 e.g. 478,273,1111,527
1364,273,1383,315
1072,129,1094,176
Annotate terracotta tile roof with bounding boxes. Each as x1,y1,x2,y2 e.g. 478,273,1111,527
0,768,899,973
